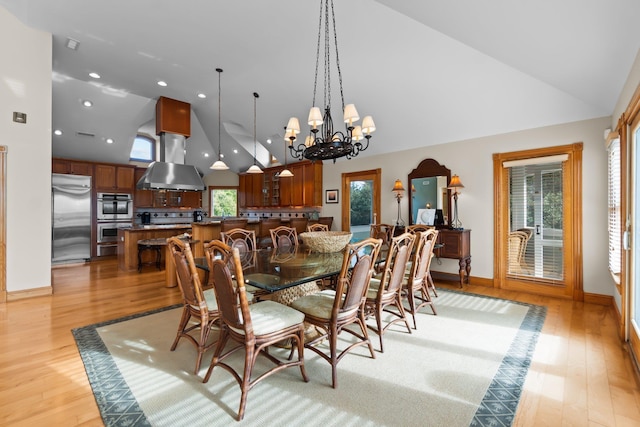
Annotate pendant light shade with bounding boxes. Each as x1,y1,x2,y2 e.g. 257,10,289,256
210,68,229,170
246,92,263,174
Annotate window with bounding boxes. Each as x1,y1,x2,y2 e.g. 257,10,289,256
210,187,238,217
608,136,621,279
130,135,155,162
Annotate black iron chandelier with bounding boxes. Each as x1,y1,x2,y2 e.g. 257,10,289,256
285,0,375,163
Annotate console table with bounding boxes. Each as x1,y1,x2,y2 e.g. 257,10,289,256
435,229,471,287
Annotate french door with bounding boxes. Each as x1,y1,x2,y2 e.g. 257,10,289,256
341,169,381,240
629,114,640,360
493,144,583,299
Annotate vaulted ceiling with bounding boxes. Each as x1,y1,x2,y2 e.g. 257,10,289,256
2,0,639,174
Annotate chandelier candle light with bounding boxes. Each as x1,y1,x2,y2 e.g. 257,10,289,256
246,92,263,174
392,179,406,227
285,0,375,163
210,68,229,170
448,174,465,229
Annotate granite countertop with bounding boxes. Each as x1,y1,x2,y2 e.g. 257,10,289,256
128,224,193,231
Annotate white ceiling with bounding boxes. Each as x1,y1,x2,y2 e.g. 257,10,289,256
2,0,639,174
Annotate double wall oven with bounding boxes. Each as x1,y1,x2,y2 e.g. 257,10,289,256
96,193,133,256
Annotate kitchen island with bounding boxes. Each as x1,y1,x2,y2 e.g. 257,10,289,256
117,225,192,273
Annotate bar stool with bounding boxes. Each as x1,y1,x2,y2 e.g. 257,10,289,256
137,238,167,272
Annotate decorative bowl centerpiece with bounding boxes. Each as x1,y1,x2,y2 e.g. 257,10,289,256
300,231,353,253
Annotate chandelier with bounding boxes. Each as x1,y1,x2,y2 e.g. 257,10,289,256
285,0,375,163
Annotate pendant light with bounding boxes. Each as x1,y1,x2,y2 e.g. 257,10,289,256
280,127,293,178
210,68,229,170
246,92,263,174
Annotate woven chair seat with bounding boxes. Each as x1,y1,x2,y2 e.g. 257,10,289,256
228,300,304,336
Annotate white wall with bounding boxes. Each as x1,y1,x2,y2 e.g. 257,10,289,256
322,116,613,296
0,7,52,293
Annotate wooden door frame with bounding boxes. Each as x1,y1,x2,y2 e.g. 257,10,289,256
493,143,583,300
1,147,6,303
341,169,381,232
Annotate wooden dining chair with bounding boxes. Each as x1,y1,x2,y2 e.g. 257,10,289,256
364,232,415,352
167,237,219,374
290,237,382,388
258,217,282,248
203,246,308,421
220,228,258,269
406,224,434,234
307,223,329,232
370,223,395,247
289,217,309,235
407,224,438,297
270,225,298,249
402,229,439,329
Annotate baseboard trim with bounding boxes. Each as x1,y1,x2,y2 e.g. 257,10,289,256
7,286,52,301
430,271,492,287
583,292,613,306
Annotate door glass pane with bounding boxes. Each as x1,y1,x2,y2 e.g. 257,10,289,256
633,126,640,333
349,179,373,241
508,161,564,281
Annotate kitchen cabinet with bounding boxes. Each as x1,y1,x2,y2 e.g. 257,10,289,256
239,161,322,208
151,190,202,208
134,167,154,207
434,228,471,287
95,164,135,192
180,191,202,208
52,158,93,176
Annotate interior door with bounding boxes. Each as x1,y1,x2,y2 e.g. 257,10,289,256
341,169,381,240
493,144,583,299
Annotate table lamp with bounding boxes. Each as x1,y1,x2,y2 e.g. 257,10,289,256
448,174,465,229
392,179,406,227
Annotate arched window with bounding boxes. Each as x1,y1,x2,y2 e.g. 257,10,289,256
130,135,155,162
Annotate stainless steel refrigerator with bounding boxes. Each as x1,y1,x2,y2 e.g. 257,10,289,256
52,173,92,263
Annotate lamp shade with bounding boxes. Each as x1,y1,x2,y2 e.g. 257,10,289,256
448,174,465,189
304,135,315,147
361,116,376,134
279,168,293,178
343,104,360,124
286,117,301,134
284,129,297,143
210,159,229,170
351,125,363,141
307,107,323,127
392,179,405,197
246,164,263,174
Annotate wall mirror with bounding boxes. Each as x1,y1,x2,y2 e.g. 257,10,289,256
408,158,451,227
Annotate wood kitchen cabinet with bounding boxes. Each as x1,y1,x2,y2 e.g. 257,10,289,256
434,228,471,287
95,164,135,192
52,158,93,176
180,191,202,208
134,167,154,207
239,161,321,209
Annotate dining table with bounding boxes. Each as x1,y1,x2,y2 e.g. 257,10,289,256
194,247,349,293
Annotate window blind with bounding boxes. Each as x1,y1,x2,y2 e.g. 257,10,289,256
608,138,621,276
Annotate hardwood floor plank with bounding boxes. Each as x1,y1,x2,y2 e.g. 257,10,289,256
1,263,639,426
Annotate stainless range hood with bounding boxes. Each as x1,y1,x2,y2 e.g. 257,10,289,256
136,132,205,191
136,97,205,191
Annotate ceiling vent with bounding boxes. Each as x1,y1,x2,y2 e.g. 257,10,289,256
76,131,95,138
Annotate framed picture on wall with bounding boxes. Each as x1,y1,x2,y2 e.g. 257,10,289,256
325,189,339,204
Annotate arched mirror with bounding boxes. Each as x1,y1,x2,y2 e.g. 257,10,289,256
408,158,451,227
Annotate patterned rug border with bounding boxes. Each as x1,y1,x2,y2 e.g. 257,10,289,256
72,292,546,427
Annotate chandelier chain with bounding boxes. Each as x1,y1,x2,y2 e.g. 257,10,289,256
253,92,257,161
324,0,331,110
312,0,323,108
330,0,345,111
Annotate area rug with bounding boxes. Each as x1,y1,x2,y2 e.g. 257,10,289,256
72,289,546,427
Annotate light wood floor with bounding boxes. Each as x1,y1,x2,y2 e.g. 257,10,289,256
1,259,639,426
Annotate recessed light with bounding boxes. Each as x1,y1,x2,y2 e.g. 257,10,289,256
233,149,238,154
220,153,225,158
82,99,93,107
89,72,101,79
267,139,272,144
197,93,206,99
204,153,209,157
157,81,167,87
65,38,80,50
54,129,63,136
106,138,114,144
